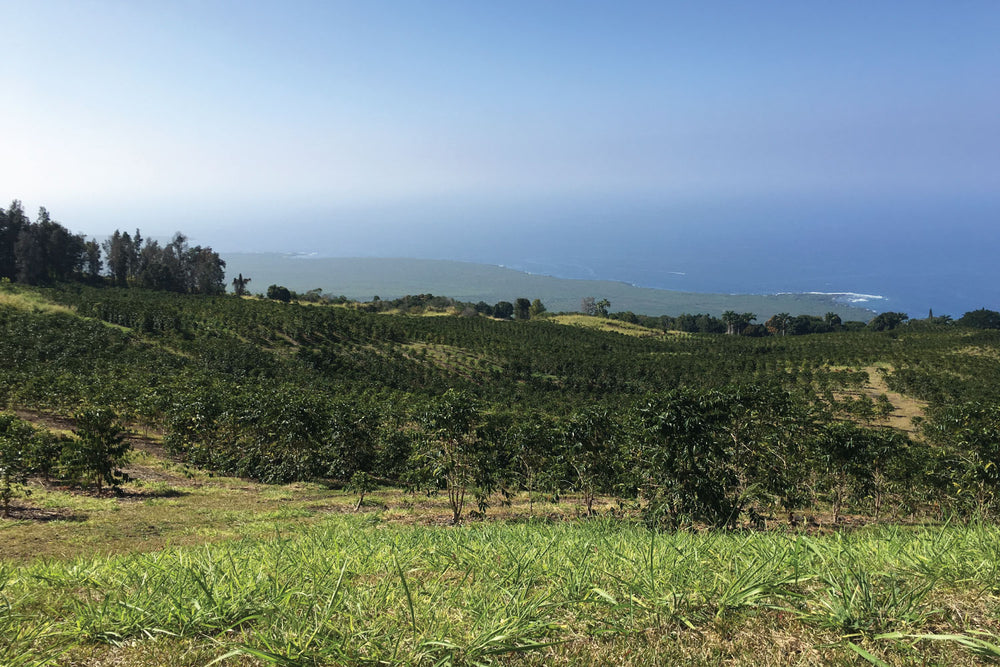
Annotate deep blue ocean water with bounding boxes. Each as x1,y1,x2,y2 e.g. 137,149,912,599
218,195,999,318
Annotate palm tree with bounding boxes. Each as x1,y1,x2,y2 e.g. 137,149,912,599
766,313,792,336
722,311,738,335
722,311,756,335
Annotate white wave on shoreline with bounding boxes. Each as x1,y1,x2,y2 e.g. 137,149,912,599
776,291,887,304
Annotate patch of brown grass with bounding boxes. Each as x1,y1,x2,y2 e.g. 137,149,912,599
829,365,929,435
861,365,929,435
551,314,674,338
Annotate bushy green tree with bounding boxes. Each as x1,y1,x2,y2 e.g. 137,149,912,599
813,423,877,523
958,308,1000,329
514,297,531,320
493,301,514,320
635,386,810,528
348,470,376,511
561,406,620,516
323,399,378,483
869,311,908,332
924,402,1000,517
221,386,329,483
529,298,547,319
267,284,292,302
65,408,130,492
507,413,560,515
26,430,65,483
0,201,29,281
82,239,103,280
0,413,36,517
418,389,482,523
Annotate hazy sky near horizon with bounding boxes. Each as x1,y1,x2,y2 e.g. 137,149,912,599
3,1,999,248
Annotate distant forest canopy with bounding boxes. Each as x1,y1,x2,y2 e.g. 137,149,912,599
0,200,226,294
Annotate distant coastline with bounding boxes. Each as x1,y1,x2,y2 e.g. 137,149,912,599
221,253,878,321
281,254,885,310
498,261,891,312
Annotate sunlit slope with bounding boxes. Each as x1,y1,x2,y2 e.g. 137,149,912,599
222,254,875,321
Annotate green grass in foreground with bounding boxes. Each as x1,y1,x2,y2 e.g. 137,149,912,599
5,517,1000,666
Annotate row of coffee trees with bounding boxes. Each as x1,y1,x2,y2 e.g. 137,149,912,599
5,382,992,528
156,383,988,528
4,280,1000,527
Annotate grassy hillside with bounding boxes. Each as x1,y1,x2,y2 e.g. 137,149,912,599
4,282,1000,665
222,253,877,321
3,281,998,513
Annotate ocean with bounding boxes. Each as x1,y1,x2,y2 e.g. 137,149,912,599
217,194,999,318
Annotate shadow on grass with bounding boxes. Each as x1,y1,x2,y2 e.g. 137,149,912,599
116,487,190,502
2,504,88,523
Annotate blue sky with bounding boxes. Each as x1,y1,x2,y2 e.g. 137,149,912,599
2,1,999,259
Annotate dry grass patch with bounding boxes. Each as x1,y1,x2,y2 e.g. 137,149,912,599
827,365,929,435
402,341,501,376
953,345,1000,360
0,288,77,316
861,365,930,434
551,314,673,338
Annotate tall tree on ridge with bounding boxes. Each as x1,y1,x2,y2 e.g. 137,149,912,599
232,273,251,296
0,200,28,281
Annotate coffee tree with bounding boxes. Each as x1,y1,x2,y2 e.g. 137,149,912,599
561,406,621,516
418,389,482,523
65,408,130,492
924,402,1000,517
635,386,811,528
0,413,36,517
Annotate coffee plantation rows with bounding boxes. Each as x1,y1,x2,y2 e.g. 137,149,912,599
3,282,1000,526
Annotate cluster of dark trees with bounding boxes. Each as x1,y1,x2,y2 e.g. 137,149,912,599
955,308,1000,329
0,200,225,294
472,297,546,320
339,292,549,321
264,288,551,322
263,287,983,340
255,284,350,303
103,229,226,294
606,309,865,336
358,293,463,313
0,202,98,285
605,308,1000,336
156,381,995,528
